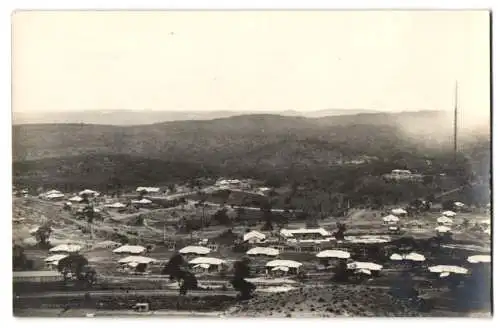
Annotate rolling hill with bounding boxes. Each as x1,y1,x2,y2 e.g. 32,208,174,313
12,111,490,194
12,111,455,162
12,108,382,126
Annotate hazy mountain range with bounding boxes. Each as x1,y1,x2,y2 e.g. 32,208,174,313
12,109,382,126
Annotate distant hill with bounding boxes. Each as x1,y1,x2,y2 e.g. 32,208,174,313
13,108,383,126
12,110,246,126
13,111,450,163
12,111,490,193
13,110,488,164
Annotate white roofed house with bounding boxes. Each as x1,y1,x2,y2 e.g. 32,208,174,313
382,214,400,225
93,240,122,250
265,259,303,276
49,244,83,254
383,169,423,182
105,202,127,211
43,190,65,201
246,247,280,257
347,261,383,277
391,208,407,216
437,216,453,226
44,254,69,270
43,189,63,196
117,256,157,274
257,187,272,196
131,198,153,207
68,195,84,203
215,178,243,189
428,265,468,278
442,211,457,218
189,257,227,273
467,255,491,264
316,249,351,267
280,228,331,241
136,187,161,194
243,230,267,244
435,226,452,235
112,245,146,255
179,246,211,256
79,189,100,198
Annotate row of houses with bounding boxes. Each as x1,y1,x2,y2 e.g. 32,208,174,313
40,189,100,201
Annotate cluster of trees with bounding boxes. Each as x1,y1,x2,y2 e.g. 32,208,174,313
13,242,97,286
57,254,97,286
160,253,256,299
34,222,53,247
15,146,487,219
161,254,198,296
231,257,256,300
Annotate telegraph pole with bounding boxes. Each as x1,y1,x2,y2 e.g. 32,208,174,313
453,81,458,163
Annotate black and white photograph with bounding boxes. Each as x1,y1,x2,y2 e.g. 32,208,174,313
10,10,492,318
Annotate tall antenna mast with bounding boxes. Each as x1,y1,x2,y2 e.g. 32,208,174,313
453,81,458,162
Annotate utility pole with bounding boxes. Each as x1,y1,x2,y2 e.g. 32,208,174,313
453,81,458,163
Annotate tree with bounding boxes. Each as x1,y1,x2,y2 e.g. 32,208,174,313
425,194,436,203
82,205,96,239
260,199,274,231
167,184,176,194
79,266,97,286
213,229,239,246
81,193,90,204
334,222,347,240
35,222,52,247
161,253,198,295
57,254,89,281
213,209,232,226
136,263,148,273
332,259,350,282
442,200,456,211
197,192,208,228
231,257,256,300
139,190,148,199
178,270,198,296
261,211,274,231
162,253,186,279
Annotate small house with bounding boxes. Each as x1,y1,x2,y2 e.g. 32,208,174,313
113,245,146,255
243,230,267,244
179,246,211,256
265,259,303,276
188,257,226,272
280,228,331,241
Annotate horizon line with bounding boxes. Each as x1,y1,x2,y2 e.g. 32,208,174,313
12,108,447,114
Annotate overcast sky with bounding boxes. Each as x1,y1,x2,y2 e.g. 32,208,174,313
12,11,490,122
